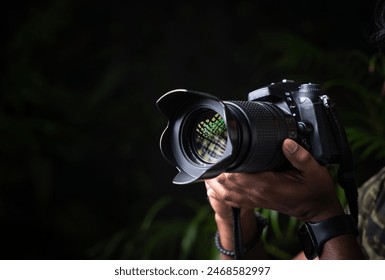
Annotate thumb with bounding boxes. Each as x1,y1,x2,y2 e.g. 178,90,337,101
282,139,318,174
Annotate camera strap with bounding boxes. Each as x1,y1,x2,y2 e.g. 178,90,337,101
322,96,359,223
232,207,244,259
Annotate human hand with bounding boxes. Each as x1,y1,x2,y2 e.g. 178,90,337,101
205,139,344,222
205,181,233,220
205,181,256,225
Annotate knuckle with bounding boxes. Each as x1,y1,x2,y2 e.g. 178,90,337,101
226,173,238,183
216,174,227,185
221,191,231,201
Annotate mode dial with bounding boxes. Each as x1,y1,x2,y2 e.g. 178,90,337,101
299,83,321,92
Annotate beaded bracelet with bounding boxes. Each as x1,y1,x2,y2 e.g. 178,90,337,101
214,212,268,257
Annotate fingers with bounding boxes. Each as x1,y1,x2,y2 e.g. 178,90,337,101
206,175,250,208
282,139,318,175
206,176,240,207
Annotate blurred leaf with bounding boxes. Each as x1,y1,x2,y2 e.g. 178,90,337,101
140,196,173,232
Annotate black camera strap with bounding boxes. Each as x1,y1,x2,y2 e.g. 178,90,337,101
232,207,244,259
322,96,359,223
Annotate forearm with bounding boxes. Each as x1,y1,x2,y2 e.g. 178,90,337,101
319,234,364,259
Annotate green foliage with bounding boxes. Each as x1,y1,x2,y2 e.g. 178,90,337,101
324,53,385,163
306,54,384,188
258,209,300,259
1,0,381,260
86,196,218,259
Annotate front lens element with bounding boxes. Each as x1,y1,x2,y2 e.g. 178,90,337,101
192,110,227,163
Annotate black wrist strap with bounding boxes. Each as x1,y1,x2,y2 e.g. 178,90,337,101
299,214,358,259
215,211,267,258
311,214,358,246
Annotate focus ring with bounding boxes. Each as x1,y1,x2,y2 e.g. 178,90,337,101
227,101,293,172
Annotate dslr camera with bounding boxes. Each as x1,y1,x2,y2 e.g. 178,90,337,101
156,80,344,185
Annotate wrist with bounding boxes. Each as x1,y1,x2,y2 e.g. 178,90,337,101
215,211,267,258
304,201,345,223
214,209,257,251
298,214,358,259
215,208,255,221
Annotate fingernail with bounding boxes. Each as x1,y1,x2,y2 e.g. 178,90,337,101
285,139,298,154
207,188,215,198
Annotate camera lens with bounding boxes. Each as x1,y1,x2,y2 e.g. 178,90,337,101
156,88,298,184
191,110,227,164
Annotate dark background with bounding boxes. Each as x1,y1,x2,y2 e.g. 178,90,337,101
1,0,383,259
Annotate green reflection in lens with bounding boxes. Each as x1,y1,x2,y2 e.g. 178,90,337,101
193,111,227,163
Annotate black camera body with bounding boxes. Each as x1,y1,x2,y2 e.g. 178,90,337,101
156,80,342,185
247,80,340,165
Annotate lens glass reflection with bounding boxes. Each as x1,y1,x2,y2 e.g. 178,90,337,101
192,110,227,163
